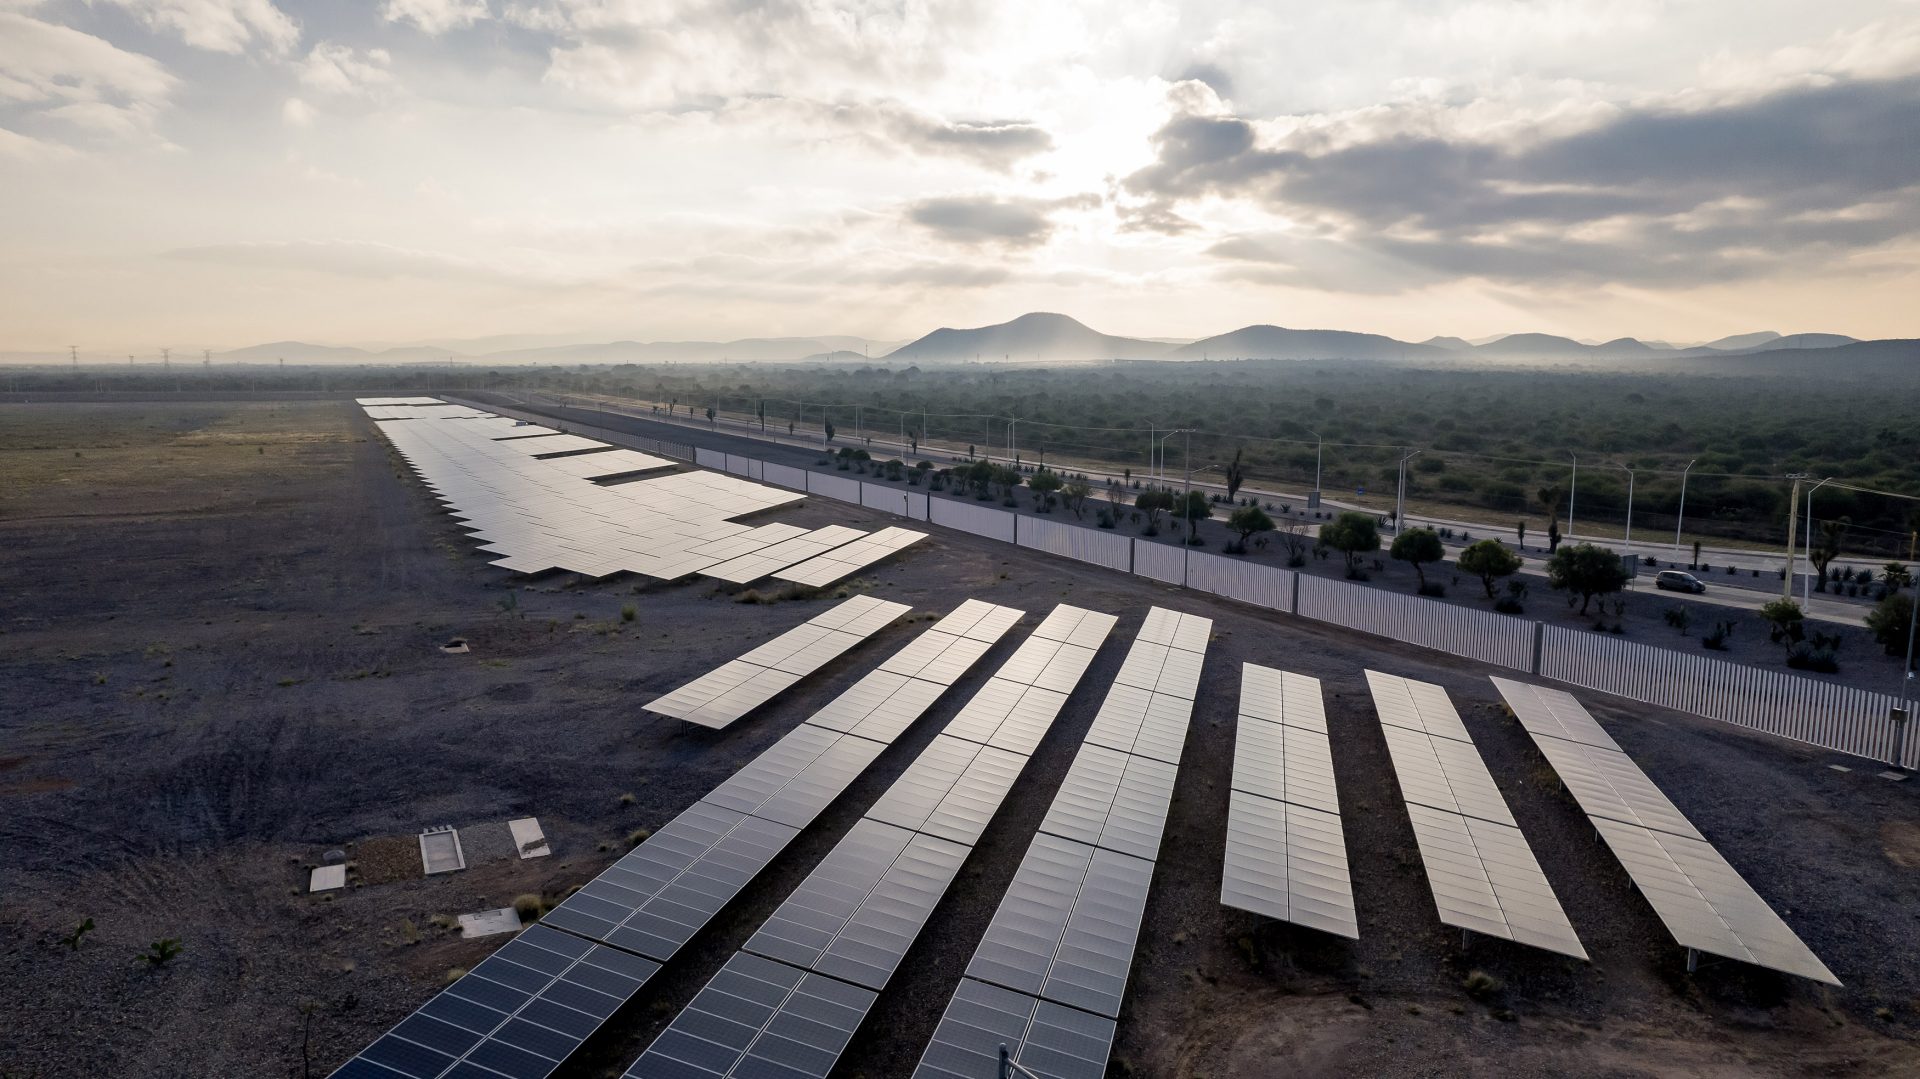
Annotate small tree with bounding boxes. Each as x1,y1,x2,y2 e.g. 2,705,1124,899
1028,469,1063,511
1226,505,1274,553
1177,489,1212,540
993,465,1022,502
1545,542,1628,615
1320,512,1380,577
1135,489,1174,533
1547,519,1562,553
1866,593,1915,660
1516,520,1527,549
1691,539,1701,567
1389,527,1445,589
1758,598,1807,651
1276,521,1310,567
1810,518,1850,591
1062,480,1092,519
824,419,836,443
1459,538,1522,598
1224,448,1247,503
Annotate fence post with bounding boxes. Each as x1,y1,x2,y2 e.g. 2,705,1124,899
1128,537,1136,576
1531,621,1545,675
1290,570,1301,615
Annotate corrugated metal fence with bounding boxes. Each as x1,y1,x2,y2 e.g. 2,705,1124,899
930,497,1017,543
1297,575,1536,672
1187,551,1295,614
1017,516,1133,573
1539,626,1911,766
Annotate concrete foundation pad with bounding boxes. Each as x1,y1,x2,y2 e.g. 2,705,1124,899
458,907,523,938
508,817,551,859
309,865,346,892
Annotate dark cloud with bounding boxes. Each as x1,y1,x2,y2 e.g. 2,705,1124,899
1127,74,1920,286
1175,61,1235,98
906,193,1099,247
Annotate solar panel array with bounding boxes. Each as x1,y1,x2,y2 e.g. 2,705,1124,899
1366,671,1585,959
914,607,1212,1079
364,405,921,584
628,604,1118,1079
330,600,1024,1079
1219,665,1359,939
773,526,930,587
646,595,911,729
1491,677,1838,984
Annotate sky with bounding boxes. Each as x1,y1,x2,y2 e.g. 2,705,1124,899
2,0,1919,354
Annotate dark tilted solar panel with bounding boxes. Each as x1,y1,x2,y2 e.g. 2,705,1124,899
328,925,659,1079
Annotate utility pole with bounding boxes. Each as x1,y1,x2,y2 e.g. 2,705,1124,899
1619,465,1636,582
1783,474,1805,600
161,347,170,372
202,349,210,372
1565,451,1578,543
1673,458,1695,555
69,345,78,369
1396,449,1422,534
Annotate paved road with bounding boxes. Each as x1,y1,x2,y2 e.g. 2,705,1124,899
463,390,1873,629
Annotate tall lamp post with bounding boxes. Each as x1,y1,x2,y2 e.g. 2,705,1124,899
1306,428,1325,506
1619,465,1637,584
1802,477,1834,607
1395,449,1423,534
1565,451,1578,542
1672,458,1695,556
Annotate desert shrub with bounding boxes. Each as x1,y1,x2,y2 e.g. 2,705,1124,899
512,894,545,922
140,938,183,968
1462,970,1503,1000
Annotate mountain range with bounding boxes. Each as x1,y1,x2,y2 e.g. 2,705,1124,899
7,316,1889,367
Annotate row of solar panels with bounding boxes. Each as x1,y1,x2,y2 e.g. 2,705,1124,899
914,607,1215,1079
335,600,1838,1079
363,404,928,585
628,604,1121,1078
1219,667,1837,984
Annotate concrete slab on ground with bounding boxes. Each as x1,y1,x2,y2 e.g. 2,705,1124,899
508,817,550,859
458,908,522,938
309,865,346,892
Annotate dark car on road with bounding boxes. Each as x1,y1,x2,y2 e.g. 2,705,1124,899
1655,569,1706,593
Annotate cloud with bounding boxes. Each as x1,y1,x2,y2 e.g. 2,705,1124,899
866,105,1051,170
280,97,313,126
88,0,298,55
298,42,394,97
382,0,488,34
1127,73,1920,286
0,124,79,162
0,11,175,145
906,193,1099,248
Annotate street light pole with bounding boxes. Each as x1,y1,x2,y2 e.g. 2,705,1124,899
1396,449,1422,534
1566,451,1578,542
1673,458,1695,555
1619,465,1636,582
1803,477,1834,607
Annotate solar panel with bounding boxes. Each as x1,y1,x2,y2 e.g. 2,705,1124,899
1366,671,1584,959
624,604,1117,1079
1220,665,1358,938
646,595,911,728
1491,678,1837,983
627,952,876,1079
328,925,659,1079
367,409,811,582
772,526,928,587
912,607,1206,1079
700,525,868,584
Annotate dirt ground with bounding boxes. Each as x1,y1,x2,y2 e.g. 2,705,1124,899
1,399,1917,1079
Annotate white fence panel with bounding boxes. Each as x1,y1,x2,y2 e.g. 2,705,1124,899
860,482,922,519
906,491,929,521
1295,575,1533,671
1186,552,1294,613
1133,540,1186,585
929,497,1017,543
1017,516,1132,573
762,462,809,492
807,471,863,505
695,447,727,470
1539,626,1911,767
724,455,763,481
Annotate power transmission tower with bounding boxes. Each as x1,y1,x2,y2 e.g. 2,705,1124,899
69,345,78,369
202,348,210,371
161,347,171,372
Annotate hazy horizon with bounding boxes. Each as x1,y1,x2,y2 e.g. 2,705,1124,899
4,0,1919,352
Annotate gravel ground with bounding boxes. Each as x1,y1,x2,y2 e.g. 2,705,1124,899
1,399,1915,1079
